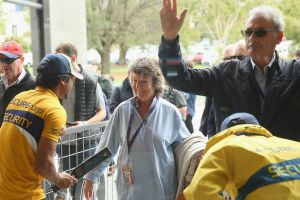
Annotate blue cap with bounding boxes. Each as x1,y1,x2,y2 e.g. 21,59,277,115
220,113,259,131
37,53,83,79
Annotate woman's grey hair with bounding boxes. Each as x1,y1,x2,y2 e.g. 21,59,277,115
129,57,165,97
245,6,284,31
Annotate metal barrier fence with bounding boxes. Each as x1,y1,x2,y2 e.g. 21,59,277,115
43,121,117,200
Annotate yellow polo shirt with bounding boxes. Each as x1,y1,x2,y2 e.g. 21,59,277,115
184,124,300,200
0,86,66,200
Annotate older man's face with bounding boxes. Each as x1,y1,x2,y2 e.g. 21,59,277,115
1,56,24,83
244,15,283,66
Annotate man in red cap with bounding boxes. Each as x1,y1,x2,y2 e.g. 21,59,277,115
0,40,36,126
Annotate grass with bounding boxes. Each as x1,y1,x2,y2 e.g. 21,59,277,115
110,64,128,84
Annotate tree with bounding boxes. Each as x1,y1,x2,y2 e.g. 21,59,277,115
0,1,6,38
177,0,300,57
178,0,246,49
116,0,161,65
86,0,161,74
278,0,300,46
86,0,300,70
86,0,116,74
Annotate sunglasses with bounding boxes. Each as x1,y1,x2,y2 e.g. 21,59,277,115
0,57,19,64
241,29,278,38
230,55,246,61
223,55,246,61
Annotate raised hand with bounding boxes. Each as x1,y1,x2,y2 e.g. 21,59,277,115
160,0,187,41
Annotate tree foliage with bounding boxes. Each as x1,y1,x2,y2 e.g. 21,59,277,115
178,0,247,50
0,1,6,36
86,0,161,74
178,0,300,49
116,0,161,65
86,0,300,70
5,35,31,52
277,0,300,50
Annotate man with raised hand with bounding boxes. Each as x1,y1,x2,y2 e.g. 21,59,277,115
159,0,300,141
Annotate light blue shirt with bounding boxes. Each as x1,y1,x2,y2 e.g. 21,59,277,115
84,96,190,200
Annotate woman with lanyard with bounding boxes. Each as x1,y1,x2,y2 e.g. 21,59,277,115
83,57,190,200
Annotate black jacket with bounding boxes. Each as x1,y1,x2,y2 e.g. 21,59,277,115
74,67,98,121
0,69,36,125
109,78,133,113
159,36,300,141
199,97,216,138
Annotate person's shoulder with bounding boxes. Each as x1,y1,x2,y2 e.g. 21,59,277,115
81,65,98,80
279,58,300,73
112,84,122,93
97,75,110,83
28,76,36,87
206,134,246,155
116,97,132,108
216,57,250,77
271,136,300,149
14,89,33,98
14,89,65,115
172,88,186,97
43,96,66,116
111,97,132,116
22,69,36,85
158,97,178,110
219,58,247,69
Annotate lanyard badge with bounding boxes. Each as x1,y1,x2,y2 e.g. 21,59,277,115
122,163,134,184
122,105,155,185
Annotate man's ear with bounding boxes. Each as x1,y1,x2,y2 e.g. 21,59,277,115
59,78,68,86
70,55,77,62
20,56,25,63
276,31,284,44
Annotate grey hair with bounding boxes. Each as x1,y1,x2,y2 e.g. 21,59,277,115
246,6,284,31
129,57,165,97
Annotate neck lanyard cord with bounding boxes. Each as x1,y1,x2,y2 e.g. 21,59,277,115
126,106,154,152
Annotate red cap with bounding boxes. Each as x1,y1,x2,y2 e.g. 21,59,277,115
0,41,24,59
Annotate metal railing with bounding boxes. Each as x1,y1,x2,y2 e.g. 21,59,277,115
43,121,117,200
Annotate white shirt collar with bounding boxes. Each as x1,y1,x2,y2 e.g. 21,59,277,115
250,53,276,73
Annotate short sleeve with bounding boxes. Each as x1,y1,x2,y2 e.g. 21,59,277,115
95,83,106,110
41,107,67,142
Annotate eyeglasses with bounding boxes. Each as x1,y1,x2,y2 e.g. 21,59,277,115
241,29,278,38
0,57,19,64
230,55,246,61
223,55,246,61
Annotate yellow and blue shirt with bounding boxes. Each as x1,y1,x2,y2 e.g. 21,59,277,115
0,86,66,200
184,124,300,200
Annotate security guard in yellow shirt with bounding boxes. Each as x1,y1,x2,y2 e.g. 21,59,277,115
0,54,82,199
181,113,300,200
